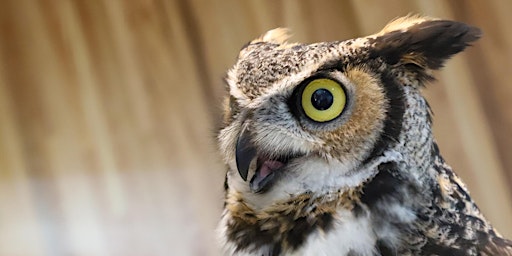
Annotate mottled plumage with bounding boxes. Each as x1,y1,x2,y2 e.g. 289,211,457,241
217,15,512,255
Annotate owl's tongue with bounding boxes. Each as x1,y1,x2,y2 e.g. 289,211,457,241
249,159,285,193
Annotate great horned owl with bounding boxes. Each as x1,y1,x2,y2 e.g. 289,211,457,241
216,15,512,256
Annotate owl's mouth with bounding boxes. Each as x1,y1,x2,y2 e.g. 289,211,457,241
235,129,297,193
249,155,298,193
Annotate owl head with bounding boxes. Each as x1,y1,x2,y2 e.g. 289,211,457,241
218,15,481,208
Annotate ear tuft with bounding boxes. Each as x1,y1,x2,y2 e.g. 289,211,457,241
253,28,292,45
370,17,482,70
239,28,296,57
376,14,437,36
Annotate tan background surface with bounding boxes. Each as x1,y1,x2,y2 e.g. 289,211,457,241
0,1,511,255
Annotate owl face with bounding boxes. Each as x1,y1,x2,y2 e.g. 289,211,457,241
218,16,481,207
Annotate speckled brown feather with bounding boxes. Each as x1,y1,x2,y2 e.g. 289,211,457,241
415,149,512,255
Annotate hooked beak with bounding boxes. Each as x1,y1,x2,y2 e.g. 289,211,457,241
235,127,257,181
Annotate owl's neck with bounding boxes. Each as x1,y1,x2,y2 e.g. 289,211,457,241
219,153,426,256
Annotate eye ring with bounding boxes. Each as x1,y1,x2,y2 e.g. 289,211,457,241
300,78,346,122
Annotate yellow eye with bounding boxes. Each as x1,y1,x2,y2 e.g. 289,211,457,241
301,78,346,122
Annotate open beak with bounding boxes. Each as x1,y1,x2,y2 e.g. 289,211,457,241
235,126,298,193
235,127,257,181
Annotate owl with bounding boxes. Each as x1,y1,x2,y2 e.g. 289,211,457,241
216,15,512,256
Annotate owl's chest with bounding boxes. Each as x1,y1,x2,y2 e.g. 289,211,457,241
220,204,400,256
291,211,379,256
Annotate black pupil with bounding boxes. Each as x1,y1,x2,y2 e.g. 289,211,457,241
311,88,333,110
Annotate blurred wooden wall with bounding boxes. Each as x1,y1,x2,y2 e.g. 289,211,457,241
0,0,510,255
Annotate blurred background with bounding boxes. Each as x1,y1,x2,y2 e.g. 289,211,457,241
0,0,511,255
